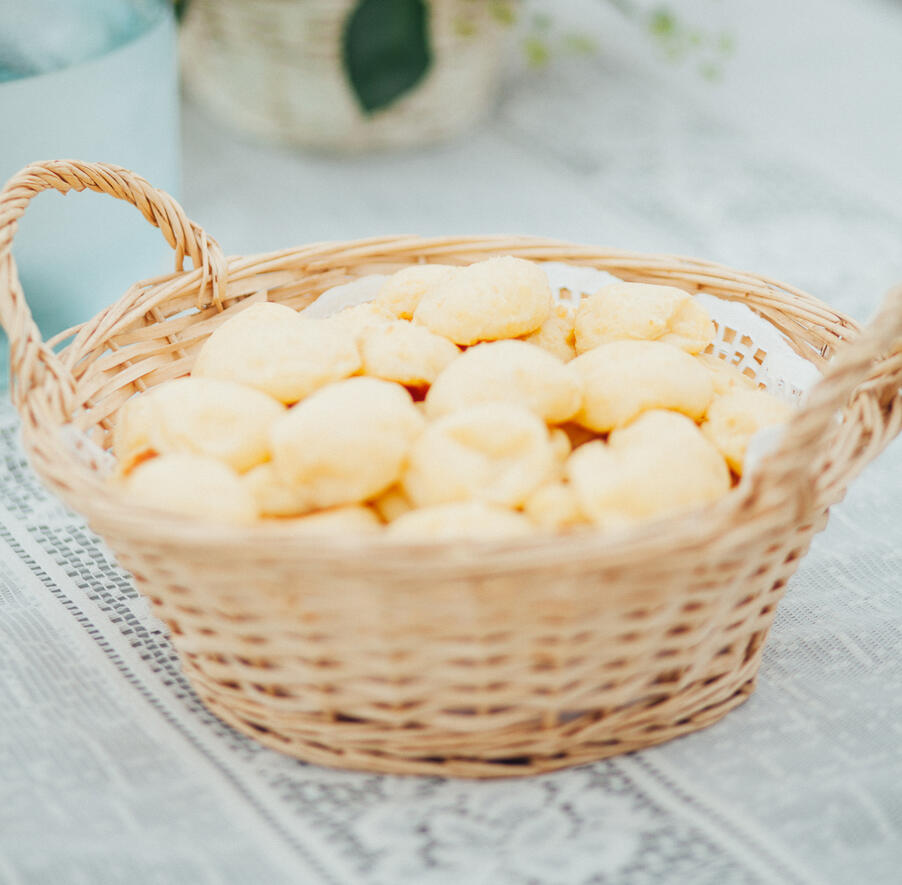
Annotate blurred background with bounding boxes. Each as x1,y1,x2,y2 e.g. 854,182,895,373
2,0,901,364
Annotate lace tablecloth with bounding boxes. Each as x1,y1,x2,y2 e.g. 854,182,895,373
2,1,901,882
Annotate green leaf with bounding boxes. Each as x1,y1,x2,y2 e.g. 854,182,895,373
562,33,597,56
649,8,676,38
343,0,432,115
454,16,478,38
523,36,550,69
699,61,723,82
489,1,517,26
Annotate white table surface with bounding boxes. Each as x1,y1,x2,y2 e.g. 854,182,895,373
2,1,902,882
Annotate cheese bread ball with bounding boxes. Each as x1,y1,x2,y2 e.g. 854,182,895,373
521,303,576,362
425,340,582,424
372,485,414,523
567,411,730,527
360,320,460,387
523,481,587,531
112,392,155,474
696,353,757,396
192,302,360,404
574,282,713,354
280,506,382,534
549,427,572,463
662,296,716,353
113,377,284,473
414,256,552,345
243,463,311,517
702,389,794,474
402,403,557,508
387,501,532,541
245,462,386,526
324,301,394,341
375,265,458,319
571,340,714,432
123,454,257,523
271,378,425,509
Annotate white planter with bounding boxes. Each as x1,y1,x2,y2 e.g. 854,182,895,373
180,0,512,152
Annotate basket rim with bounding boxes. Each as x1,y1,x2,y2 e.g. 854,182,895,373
15,237,892,573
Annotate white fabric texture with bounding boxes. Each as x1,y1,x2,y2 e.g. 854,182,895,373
1,0,901,881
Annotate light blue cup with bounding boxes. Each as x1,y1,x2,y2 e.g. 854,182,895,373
0,1,180,388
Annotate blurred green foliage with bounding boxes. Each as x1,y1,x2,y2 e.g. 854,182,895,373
175,1,733,114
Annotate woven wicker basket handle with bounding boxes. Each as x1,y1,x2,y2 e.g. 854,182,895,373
757,284,902,511
0,160,226,404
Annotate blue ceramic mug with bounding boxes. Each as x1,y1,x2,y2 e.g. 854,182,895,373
0,0,180,388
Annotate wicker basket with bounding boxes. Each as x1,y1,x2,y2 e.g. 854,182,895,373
2,161,901,778
179,0,509,152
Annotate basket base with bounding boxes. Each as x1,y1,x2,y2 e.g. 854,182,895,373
197,678,756,779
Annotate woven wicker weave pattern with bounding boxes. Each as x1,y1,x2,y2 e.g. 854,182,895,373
2,161,901,777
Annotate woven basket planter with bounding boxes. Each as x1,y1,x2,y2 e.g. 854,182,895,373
2,161,901,778
179,0,510,152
